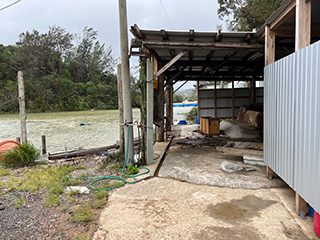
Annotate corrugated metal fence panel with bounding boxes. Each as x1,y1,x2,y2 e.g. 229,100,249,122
264,40,320,212
293,42,320,212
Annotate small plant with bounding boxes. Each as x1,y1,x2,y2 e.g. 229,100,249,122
3,142,40,167
79,173,89,178
128,164,138,175
11,195,26,209
0,167,11,177
73,233,90,240
70,205,92,223
94,191,109,200
0,181,5,188
68,190,81,196
61,205,68,211
90,198,107,209
43,193,60,207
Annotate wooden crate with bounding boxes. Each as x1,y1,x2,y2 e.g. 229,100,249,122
200,117,220,135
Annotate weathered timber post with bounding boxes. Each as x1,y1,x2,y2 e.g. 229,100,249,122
42,135,46,154
18,71,27,144
146,60,154,165
117,64,124,154
118,0,134,163
165,80,173,131
294,0,311,217
156,73,165,141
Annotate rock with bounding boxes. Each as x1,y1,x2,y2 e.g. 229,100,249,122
0,205,5,210
65,186,90,194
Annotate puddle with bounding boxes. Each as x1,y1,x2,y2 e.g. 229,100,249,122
206,194,277,222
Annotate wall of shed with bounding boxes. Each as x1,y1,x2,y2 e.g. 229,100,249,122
198,87,263,119
264,40,320,212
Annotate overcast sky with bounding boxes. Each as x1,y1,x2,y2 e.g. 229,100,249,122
0,0,223,89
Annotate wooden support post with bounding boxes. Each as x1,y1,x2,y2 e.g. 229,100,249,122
197,81,200,121
265,25,275,66
117,64,124,153
18,71,27,144
295,0,311,51
41,135,46,155
146,61,154,165
166,81,173,131
156,73,165,142
294,0,311,217
232,81,235,120
214,81,217,118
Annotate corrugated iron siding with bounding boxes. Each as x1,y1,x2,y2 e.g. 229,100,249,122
199,88,262,118
264,40,320,212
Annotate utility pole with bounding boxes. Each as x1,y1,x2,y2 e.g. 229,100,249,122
118,0,134,163
17,71,27,144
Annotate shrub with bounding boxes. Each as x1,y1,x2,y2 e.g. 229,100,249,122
3,143,40,167
128,164,138,175
70,205,92,223
186,107,198,123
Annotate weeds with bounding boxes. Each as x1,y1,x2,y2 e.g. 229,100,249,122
68,190,81,196
73,233,90,240
0,181,4,188
61,205,68,211
11,195,26,209
70,205,92,223
43,193,60,207
90,198,107,209
3,143,40,167
128,164,138,175
94,191,109,200
0,167,11,177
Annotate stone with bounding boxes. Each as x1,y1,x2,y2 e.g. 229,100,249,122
65,186,90,194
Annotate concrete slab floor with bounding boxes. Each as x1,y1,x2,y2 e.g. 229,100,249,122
93,178,310,240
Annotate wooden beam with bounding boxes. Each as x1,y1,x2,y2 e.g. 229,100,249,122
161,29,169,41
130,24,146,39
173,80,188,94
271,1,296,30
232,81,235,120
295,0,311,51
214,81,217,118
215,29,222,41
265,25,275,66
270,29,295,37
154,51,187,79
189,29,195,42
143,40,264,50
165,67,187,86
188,50,193,61
197,81,200,120
156,73,165,142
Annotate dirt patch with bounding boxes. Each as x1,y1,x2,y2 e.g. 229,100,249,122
193,226,264,240
0,153,127,240
206,194,277,223
281,222,309,240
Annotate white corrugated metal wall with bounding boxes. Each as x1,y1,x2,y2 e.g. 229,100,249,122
264,40,320,212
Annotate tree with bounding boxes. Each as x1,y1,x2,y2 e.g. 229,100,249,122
173,94,185,103
217,0,282,31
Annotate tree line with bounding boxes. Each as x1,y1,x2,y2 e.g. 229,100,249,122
0,26,140,113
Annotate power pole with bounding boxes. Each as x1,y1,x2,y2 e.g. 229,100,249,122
17,71,27,144
118,0,134,163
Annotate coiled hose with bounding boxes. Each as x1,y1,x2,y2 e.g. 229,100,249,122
72,125,150,191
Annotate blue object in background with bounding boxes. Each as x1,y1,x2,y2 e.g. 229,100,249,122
309,206,314,218
80,122,90,126
178,120,187,125
196,115,199,124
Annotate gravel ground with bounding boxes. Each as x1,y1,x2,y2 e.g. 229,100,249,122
0,154,124,240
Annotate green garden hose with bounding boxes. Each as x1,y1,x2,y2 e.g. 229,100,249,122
71,125,150,191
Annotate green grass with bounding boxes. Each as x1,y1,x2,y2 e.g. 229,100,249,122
3,142,40,167
7,165,75,193
94,191,109,200
0,167,11,177
61,205,68,211
68,190,81,196
73,233,90,240
0,181,5,188
11,195,26,209
43,193,60,207
70,205,92,223
90,198,107,209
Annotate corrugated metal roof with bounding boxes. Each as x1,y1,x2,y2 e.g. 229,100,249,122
256,0,294,36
